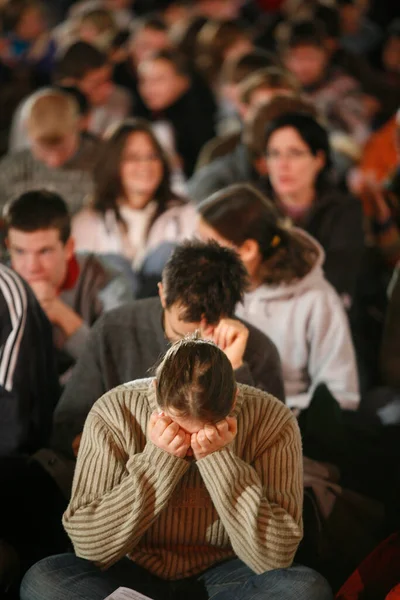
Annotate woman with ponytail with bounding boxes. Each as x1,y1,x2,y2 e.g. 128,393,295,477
197,183,359,411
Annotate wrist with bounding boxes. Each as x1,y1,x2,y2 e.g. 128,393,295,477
53,300,83,336
232,360,244,371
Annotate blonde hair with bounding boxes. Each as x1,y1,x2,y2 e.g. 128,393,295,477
26,89,80,145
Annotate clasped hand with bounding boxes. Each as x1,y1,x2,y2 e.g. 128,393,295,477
148,412,237,460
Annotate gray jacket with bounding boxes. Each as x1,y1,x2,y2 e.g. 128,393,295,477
55,252,133,369
187,143,257,204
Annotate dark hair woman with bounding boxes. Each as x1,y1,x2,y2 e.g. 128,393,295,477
197,183,359,412
72,118,196,270
262,111,365,302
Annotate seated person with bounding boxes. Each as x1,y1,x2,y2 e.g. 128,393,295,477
51,240,285,459
9,41,132,151
281,19,371,147
72,118,196,272
338,0,382,58
0,0,56,84
0,263,59,456
76,8,118,54
188,94,316,203
261,111,364,304
195,19,254,89
136,49,217,178
4,190,133,379
314,3,400,123
55,41,132,139
217,49,279,135
113,15,171,114
21,337,333,600
0,88,100,215
195,67,301,169
356,109,400,269
198,183,360,411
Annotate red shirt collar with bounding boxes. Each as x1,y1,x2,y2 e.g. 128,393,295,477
60,255,80,292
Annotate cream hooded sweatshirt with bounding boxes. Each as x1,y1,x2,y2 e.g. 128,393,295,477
236,229,360,411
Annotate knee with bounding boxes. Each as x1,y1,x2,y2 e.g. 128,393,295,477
20,554,73,600
302,568,334,600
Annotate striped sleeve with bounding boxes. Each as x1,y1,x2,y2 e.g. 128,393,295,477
63,396,190,569
0,266,28,392
197,407,303,574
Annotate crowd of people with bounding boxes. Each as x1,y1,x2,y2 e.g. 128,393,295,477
0,0,399,598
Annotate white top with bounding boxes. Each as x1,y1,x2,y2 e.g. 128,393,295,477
72,201,197,269
236,229,360,411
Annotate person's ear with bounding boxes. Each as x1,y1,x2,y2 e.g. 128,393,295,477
254,156,268,176
158,282,167,308
64,236,75,262
315,150,326,173
238,238,260,264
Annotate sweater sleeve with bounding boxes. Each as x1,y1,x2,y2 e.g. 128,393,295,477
196,414,303,574
63,411,189,569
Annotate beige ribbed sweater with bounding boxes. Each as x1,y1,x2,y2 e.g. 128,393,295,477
63,379,303,580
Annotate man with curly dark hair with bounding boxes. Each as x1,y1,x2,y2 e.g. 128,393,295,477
51,239,284,461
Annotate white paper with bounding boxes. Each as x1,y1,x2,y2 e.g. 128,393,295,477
104,587,154,600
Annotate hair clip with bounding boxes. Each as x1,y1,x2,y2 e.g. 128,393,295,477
271,235,281,248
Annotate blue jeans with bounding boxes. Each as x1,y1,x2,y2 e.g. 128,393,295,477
20,553,333,600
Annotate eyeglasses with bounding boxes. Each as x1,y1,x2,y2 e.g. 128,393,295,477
123,153,162,163
265,149,312,162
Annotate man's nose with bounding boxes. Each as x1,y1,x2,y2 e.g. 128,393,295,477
26,254,41,272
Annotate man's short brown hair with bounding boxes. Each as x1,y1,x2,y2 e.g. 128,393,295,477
220,49,278,86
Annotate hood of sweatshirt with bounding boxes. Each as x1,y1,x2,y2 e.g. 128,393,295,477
251,228,328,301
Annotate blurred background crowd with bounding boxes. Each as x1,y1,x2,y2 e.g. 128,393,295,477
0,0,400,598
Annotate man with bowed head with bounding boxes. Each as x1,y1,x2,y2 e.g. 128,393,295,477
52,240,285,460
21,336,333,600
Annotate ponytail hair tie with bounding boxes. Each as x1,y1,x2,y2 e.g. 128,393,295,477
271,235,281,248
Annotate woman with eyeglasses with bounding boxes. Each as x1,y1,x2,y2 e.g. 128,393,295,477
197,183,360,412
262,112,365,305
72,119,196,273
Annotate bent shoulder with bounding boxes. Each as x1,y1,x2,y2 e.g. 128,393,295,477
237,383,297,439
0,149,30,170
90,377,155,431
93,297,160,333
